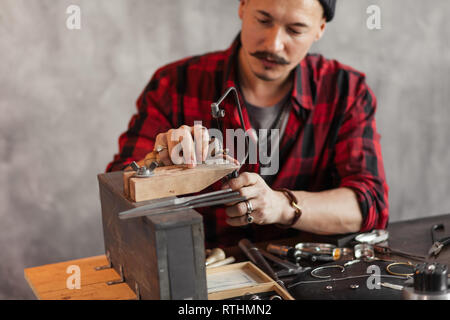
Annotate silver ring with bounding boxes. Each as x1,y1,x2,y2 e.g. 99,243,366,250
245,200,254,214
246,214,254,224
155,145,167,153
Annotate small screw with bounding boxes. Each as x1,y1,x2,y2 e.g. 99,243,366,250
325,285,333,291
350,284,359,289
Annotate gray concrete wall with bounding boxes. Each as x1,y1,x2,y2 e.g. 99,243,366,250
0,0,449,299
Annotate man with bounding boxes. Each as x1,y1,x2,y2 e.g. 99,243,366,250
107,0,389,248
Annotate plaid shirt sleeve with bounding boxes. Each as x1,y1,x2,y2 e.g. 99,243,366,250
106,66,180,172
334,76,389,231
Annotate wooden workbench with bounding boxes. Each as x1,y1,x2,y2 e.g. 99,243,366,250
24,214,450,300
24,255,136,300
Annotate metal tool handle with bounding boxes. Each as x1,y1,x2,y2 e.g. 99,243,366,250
431,224,445,244
239,239,286,289
259,249,299,270
374,245,426,261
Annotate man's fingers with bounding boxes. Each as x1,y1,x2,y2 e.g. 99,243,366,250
225,194,260,217
181,128,197,168
155,133,171,166
167,129,182,165
168,126,197,167
157,124,212,167
223,186,257,207
226,215,249,227
226,205,261,226
223,154,240,166
223,172,258,191
225,201,248,218
193,124,209,163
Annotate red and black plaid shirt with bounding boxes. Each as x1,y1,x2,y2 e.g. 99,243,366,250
106,35,389,248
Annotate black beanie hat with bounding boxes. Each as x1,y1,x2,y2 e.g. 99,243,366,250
238,1,337,22
318,0,337,22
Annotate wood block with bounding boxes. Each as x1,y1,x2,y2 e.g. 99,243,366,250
24,255,136,300
123,163,239,202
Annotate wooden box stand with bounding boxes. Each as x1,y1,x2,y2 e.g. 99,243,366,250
98,171,207,300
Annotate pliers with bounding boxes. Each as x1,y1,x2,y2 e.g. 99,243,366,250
428,224,450,257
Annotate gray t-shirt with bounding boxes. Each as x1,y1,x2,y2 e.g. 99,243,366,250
244,94,291,183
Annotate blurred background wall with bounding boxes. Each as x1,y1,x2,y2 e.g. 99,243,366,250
0,0,449,299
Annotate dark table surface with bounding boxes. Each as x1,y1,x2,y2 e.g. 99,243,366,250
223,213,450,300
223,213,450,271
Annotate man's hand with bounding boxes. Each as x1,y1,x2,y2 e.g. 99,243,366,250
221,172,294,226
155,124,210,168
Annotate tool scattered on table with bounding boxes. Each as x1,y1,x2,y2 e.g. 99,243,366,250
354,243,375,260
238,239,287,290
211,86,249,176
205,248,236,268
373,244,426,261
205,248,226,266
258,249,310,277
354,229,389,245
207,257,236,268
353,229,426,261
267,243,344,263
380,282,404,291
428,223,450,257
295,243,343,262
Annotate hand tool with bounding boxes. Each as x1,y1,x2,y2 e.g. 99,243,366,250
267,243,341,263
211,86,249,179
354,243,375,260
238,239,287,290
205,248,226,266
258,249,310,277
428,224,450,257
380,282,404,291
206,256,236,268
373,245,426,261
431,223,445,243
119,188,247,219
259,249,299,270
354,229,389,245
295,243,342,262
266,244,299,263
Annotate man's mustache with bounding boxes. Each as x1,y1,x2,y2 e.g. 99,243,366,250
250,51,290,65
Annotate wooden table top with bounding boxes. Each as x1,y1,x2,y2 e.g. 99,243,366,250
24,255,136,300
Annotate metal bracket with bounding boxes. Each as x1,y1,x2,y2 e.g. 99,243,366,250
94,251,112,271
107,265,125,285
